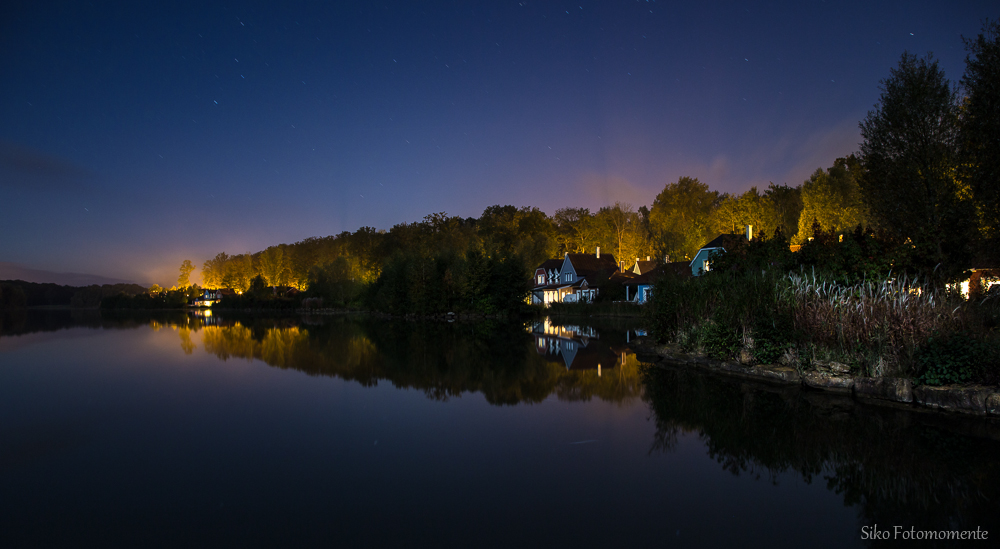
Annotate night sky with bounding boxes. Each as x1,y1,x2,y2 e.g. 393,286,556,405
1,1,994,286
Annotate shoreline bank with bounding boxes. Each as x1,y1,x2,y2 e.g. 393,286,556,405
630,338,1000,420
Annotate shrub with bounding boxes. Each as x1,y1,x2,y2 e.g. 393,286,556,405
648,263,793,363
700,322,741,361
916,334,998,386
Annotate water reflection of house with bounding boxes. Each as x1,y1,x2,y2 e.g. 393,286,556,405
188,308,223,326
529,319,617,373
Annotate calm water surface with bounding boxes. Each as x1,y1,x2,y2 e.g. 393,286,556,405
1,310,998,547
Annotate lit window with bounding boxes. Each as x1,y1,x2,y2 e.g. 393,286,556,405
703,260,710,272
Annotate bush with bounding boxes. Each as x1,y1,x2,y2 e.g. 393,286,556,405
648,262,793,363
916,334,998,386
795,224,892,284
700,322,741,361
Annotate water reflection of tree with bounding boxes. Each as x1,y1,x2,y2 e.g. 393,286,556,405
642,364,1000,533
181,316,644,407
0,309,193,337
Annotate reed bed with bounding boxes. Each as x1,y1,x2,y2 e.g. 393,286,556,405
785,271,963,376
649,267,999,382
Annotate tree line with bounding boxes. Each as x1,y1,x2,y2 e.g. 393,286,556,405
175,21,998,309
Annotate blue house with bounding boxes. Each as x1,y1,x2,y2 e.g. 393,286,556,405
623,262,690,303
689,227,752,276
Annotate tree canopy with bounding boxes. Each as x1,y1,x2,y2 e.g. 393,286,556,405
859,52,976,278
961,19,1000,257
177,260,195,289
649,176,717,261
796,156,867,243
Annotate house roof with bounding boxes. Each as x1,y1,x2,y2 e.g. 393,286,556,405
622,262,691,285
565,253,618,277
535,258,563,272
664,261,694,278
630,260,657,275
698,233,745,251
610,270,636,282
631,268,661,285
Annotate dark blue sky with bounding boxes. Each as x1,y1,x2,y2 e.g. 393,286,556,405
1,1,994,285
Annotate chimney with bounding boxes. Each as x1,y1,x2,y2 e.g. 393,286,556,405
596,246,600,258
746,224,753,241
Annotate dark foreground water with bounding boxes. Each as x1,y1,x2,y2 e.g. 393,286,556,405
1,310,998,548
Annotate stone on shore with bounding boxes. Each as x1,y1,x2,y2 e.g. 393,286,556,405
987,393,1000,416
753,365,800,383
802,371,854,392
853,377,913,403
913,385,994,414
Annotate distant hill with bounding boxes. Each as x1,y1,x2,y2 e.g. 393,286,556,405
0,262,142,287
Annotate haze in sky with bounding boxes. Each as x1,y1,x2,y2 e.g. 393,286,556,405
1,1,994,286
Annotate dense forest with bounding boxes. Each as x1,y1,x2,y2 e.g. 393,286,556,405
0,280,147,309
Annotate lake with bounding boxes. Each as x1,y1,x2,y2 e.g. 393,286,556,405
1,310,998,547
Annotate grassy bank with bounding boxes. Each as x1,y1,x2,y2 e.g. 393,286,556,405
647,267,1000,386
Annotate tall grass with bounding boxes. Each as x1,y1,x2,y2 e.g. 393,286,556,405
785,271,962,376
648,266,998,382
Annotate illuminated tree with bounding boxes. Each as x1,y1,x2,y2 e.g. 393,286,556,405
734,186,779,238
710,193,740,236
177,260,195,289
709,188,779,242
764,182,803,240
649,177,718,261
201,252,229,289
795,157,867,243
859,52,975,278
258,246,288,288
596,202,649,268
226,254,255,293
348,227,385,283
554,207,600,254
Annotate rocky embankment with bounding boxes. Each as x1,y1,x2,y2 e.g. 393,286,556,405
630,339,1000,417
